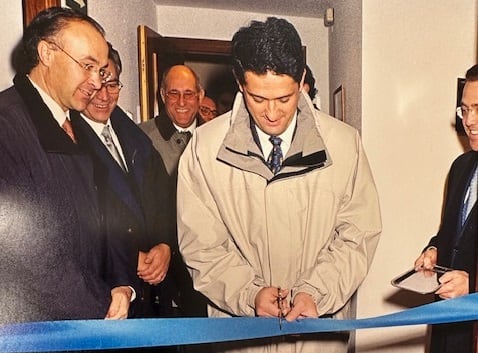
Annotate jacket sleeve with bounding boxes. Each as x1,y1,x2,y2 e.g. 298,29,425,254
143,147,177,251
177,137,264,317
291,131,382,316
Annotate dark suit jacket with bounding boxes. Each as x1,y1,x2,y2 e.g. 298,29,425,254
0,74,112,323
71,107,176,316
140,112,209,317
427,150,478,353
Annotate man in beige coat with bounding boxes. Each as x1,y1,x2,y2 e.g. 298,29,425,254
177,17,381,353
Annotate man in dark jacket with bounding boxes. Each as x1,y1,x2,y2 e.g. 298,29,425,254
415,64,478,353
0,7,133,324
71,43,176,318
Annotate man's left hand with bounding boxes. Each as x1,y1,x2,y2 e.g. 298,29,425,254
435,270,469,299
105,286,132,320
285,292,318,321
137,243,171,284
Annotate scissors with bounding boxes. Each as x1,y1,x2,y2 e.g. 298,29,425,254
277,287,285,330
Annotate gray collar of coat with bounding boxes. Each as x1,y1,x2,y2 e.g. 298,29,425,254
217,92,332,181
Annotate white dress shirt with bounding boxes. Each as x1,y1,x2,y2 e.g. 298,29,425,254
80,114,128,171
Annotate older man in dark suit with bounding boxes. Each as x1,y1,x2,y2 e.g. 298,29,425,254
0,7,133,324
71,43,175,318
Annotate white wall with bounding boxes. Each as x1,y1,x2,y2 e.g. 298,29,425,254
155,5,329,114
89,0,158,120
0,2,23,91
357,1,477,352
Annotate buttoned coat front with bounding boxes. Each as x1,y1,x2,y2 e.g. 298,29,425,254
177,92,382,353
0,75,113,323
71,107,176,316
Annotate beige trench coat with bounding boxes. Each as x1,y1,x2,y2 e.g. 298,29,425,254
177,93,382,353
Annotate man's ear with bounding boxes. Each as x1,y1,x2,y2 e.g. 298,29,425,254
233,69,244,93
299,68,306,91
159,88,166,103
236,78,245,93
37,40,54,67
198,87,205,103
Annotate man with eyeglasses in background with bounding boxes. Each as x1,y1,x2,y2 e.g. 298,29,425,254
414,64,478,353
198,96,218,125
141,65,204,175
0,7,134,324
140,64,210,327
70,43,176,323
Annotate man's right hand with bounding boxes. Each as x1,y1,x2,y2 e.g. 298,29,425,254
254,286,290,318
414,246,437,270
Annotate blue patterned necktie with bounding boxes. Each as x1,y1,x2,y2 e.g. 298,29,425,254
462,167,478,225
267,136,283,174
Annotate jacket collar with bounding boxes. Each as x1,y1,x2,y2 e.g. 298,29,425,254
217,92,332,180
13,74,80,154
154,110,199,140
70,108,144,221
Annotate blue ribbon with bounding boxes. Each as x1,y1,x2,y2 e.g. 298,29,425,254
2,293,478,352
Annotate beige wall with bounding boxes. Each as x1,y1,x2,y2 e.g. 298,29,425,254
357,1,477,352
329,0,362,131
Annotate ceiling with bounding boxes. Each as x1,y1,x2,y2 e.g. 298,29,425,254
153,0,330,19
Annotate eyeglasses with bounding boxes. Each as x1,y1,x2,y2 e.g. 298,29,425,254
102,80,123,94
199,106,218,117
165,90,198,102
457,105,478,119
48,42,111,83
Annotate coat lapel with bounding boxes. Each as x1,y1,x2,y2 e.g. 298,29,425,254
70,110,143,221
13,74,79,154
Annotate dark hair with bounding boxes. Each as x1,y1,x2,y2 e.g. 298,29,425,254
22,7,105,72
465,64,478,82
304,65,317,100
232,17,305,85
108,42,122,78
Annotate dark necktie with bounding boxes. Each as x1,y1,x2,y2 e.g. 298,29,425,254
62,118,76,143
267,136,283,174
101,125,126,172
180,131,192,142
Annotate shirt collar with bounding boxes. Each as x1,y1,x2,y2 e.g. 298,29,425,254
256,111,297,158
27,75,67,126
173,119,197,133
80,113,112,138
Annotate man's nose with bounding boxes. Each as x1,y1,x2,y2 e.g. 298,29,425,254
95,85,109,100
466,109,478,125
265,100,278,118
177,94,187,106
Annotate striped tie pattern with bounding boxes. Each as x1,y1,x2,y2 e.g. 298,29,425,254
101,125,126,172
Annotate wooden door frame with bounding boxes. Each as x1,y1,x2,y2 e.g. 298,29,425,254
137,25,232,122
22,0,61,27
